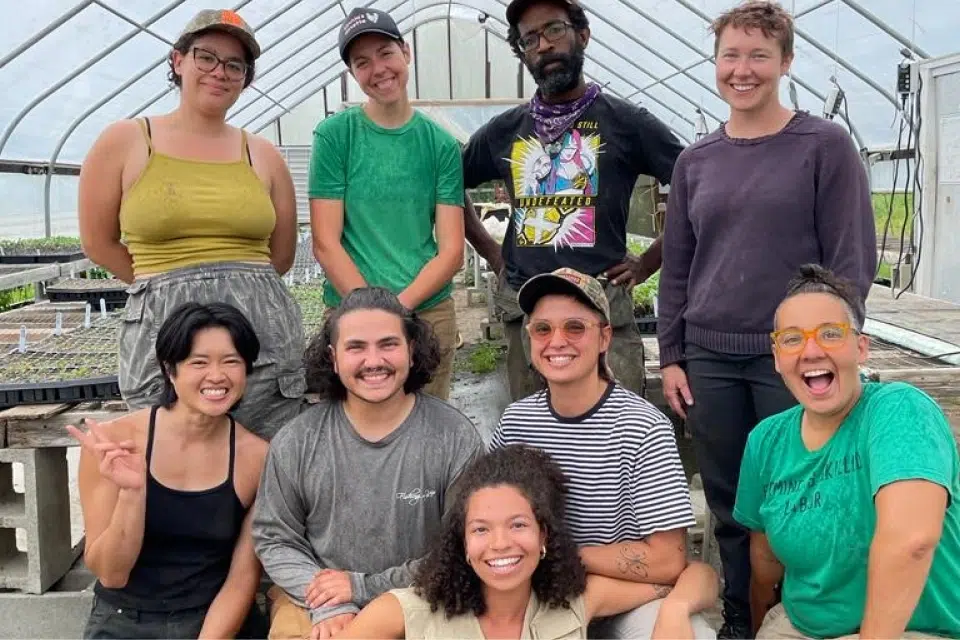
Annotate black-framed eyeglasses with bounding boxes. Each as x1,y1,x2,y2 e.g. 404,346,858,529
191,47,248,82
516,21,575,52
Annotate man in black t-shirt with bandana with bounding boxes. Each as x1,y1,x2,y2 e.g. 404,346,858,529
462,0,685,401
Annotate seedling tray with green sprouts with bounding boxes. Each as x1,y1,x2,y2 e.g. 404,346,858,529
288,282,326,339
0,311,122,407
632,271,660,335
0,237,85,264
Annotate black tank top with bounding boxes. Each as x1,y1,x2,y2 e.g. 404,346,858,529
95,407,248,611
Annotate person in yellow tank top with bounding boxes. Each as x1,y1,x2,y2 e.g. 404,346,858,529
333,445,720,640
78,9,306,440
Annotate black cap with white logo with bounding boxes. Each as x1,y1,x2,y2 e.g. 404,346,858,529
338,7,403,64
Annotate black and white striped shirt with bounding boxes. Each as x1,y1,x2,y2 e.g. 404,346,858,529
491,383,696,546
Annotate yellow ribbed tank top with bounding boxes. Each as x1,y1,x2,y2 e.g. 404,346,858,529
119,119,275,276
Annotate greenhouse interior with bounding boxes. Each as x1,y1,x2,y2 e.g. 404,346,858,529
1,0,960,637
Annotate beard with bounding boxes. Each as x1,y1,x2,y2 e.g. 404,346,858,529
527,43,585,97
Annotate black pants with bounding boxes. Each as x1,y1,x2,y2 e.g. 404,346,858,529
83,593,268,639
684,344,796,625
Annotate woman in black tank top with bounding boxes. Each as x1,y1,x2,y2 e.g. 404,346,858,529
68,302,271,639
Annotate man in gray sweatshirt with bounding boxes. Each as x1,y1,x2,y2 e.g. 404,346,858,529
252,287,483,639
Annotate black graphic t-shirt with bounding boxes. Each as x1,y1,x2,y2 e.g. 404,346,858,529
463,93,685,289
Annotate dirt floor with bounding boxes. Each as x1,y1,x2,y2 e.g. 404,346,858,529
451,285,490,346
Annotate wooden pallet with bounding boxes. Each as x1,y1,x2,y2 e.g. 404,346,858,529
865,367,960,437
0,400,129,449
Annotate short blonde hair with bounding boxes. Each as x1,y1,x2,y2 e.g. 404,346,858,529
711,1,794,58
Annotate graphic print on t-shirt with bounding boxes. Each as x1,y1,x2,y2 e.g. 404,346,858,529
508,125,601,250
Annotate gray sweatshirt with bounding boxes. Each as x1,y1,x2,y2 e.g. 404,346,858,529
252,393,483,624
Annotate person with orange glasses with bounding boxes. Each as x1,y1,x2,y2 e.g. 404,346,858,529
734,264,960,639
490,268,717,639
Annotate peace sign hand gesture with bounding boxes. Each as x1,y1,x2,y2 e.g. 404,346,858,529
67,419,145,491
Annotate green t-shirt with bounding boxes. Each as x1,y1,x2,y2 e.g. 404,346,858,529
308,107,464,311
734,381,960,639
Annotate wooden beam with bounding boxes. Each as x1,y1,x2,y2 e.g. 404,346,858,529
0,403,71,421
0,258,94,291
0,264,59,290
4,409,130,449
864,367,960,384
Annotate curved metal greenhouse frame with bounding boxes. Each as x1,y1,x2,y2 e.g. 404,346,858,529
0,0,951,232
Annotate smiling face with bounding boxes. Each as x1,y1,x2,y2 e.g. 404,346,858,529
464,484,545,595
169,327,248,415
528,294,611,387
172,31,249,113
516,2,588,97
715,25,792,116
331,309,412,405
348,34,410,106
773,292,869,420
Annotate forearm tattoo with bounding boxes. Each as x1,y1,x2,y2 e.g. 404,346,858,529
653,584,673,598
616,544,650,578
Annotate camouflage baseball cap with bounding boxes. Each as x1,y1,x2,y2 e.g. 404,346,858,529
179,9,261,59
517,267,610,324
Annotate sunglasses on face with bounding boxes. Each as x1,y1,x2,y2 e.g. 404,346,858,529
526,318,604,342
770,322,857,354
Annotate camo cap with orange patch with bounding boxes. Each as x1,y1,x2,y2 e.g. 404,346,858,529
179,9,260,59
517,267,611,325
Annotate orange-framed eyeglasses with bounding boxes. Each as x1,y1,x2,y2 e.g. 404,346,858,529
770,322,857,354
526,318,605,342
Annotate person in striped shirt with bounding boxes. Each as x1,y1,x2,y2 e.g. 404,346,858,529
491,267,716,639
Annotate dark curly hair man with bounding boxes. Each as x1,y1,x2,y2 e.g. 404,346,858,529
252,287,484,639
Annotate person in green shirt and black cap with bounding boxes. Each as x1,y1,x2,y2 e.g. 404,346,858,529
308,7,465,401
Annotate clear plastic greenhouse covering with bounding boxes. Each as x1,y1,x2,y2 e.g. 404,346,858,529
2,0,957,166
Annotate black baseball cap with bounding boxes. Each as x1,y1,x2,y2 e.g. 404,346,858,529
506,0,578,27
338,7,403,64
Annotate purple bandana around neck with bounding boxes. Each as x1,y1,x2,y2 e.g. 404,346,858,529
529,82,601,146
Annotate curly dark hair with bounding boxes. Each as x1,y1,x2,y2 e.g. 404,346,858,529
507,0,590,58
780,263,865,329
413,445,587,618
711,1,794,58
167,31,256,89
304,287,441,399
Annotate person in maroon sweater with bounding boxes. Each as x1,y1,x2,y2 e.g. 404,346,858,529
657,3,877,638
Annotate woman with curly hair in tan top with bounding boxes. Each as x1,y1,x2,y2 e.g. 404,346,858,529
335,445,719,639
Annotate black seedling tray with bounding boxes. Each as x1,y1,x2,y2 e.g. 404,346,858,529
635,315,658,335
46,288,128,310
0,376,120,408
0,251,86,265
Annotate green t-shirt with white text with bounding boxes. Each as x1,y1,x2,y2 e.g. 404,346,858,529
735,382,960,639
308,107,464,312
